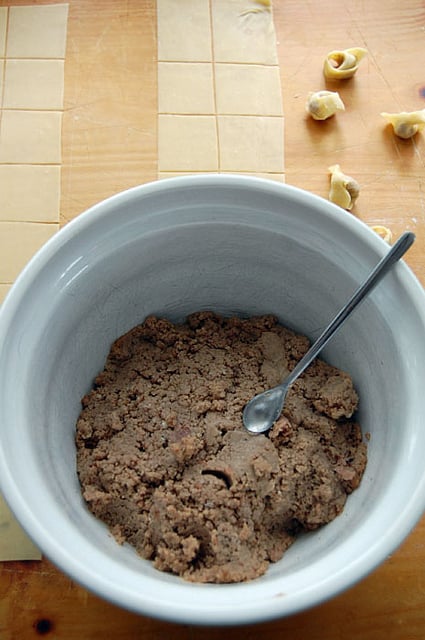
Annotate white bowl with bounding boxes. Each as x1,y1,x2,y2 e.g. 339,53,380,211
1,175,425,626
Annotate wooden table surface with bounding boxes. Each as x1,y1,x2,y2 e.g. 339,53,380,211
1,1,425,638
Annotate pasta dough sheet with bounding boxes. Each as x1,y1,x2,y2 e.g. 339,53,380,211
0,2,69,561
157,0,285,180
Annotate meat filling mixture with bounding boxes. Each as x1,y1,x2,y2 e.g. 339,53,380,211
76,312,367,583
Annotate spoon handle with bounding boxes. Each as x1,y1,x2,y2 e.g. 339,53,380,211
284,231,415,387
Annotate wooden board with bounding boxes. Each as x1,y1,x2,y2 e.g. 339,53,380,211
1,1,425,638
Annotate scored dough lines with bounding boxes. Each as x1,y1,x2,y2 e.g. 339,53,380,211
0,2,69,561
0,4,68,305
157,0,285,180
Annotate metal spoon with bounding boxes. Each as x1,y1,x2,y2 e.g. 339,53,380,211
243,231,415,434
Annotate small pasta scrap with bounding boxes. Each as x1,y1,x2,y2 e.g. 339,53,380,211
370,225,393,243
328,164,360,210
381,109,425,139
323,47,368,80
306,90,345,121
241,0,271,15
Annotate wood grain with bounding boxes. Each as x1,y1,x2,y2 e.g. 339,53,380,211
274,0,425,282
1,1,424,638
61,0,158,224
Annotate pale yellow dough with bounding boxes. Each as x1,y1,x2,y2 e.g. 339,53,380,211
0,222,59,282
0,3,68,562
157,0,212,62
0,166,60,223
0,495,41,561
158,171,285,182
157,0,284,176
218,115,284,172
0,7,7,57
3,59,65,110
306,90,345,120
241,0,271,15
328,164,360,210
158,115,219,171
0,111,62,164
370,225,393,243
7,4,68,58
215,64,283,116
323,47,367,80
158,62,215,114
212,0,278,64
381,109,425,139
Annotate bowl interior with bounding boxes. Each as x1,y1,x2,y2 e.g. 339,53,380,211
1,176,425,625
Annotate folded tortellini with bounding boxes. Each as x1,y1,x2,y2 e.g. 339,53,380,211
370,225,393,243
381,109,425,139
323,47,368,80
328,164,360,210
306,90,345,120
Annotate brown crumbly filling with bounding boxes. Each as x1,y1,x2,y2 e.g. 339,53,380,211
76,312,367,583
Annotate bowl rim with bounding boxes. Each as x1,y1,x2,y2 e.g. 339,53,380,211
1,173,419,313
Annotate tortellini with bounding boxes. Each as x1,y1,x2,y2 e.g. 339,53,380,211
328,164,360,210
381,109,425,139
323,47,368,80
370,225,393,243
306,90,345,121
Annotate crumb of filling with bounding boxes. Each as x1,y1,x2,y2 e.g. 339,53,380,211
76,311,367,583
